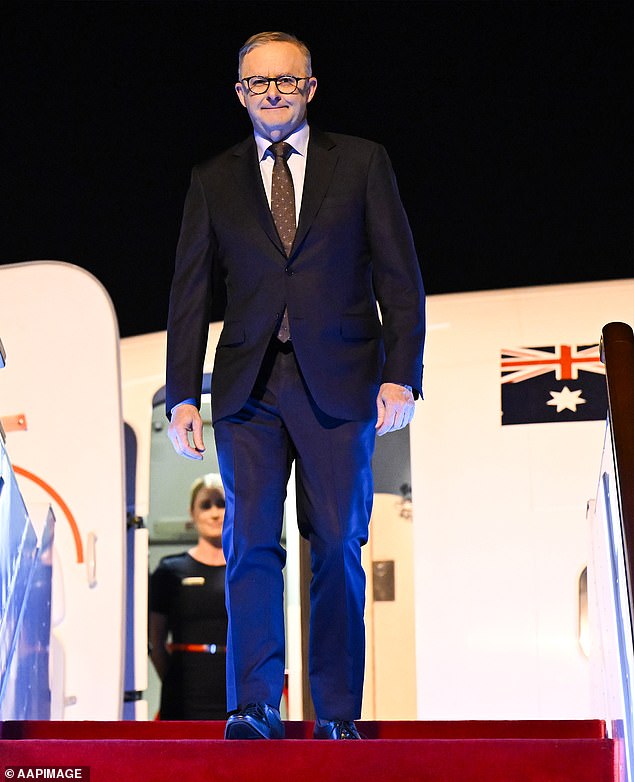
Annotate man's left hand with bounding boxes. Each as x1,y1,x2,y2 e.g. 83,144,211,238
375,382,415,436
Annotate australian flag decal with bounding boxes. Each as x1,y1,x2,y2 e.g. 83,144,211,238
501,344,607,425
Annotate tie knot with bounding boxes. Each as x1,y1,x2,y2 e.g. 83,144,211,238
269,141,293,161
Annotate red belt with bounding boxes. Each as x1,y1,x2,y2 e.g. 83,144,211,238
168,643,226,654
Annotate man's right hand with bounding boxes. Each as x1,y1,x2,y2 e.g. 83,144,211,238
168,403,206,460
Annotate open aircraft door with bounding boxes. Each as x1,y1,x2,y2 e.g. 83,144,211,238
0,261,128,719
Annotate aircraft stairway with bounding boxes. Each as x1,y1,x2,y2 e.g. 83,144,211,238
0,719,615,781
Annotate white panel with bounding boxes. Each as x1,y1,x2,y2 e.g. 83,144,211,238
410,279,634,719
362,493,417,719
133,527,150,690
284,464,302,720
0,260,126,719
133,699,149,721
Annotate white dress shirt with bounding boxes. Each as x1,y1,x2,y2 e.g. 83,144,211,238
254,121,310,224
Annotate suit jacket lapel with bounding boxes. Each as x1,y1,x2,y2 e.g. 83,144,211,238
229,130,339,263
293,129,338,256
230,136,285,259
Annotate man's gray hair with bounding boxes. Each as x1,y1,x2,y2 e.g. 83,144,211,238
238,31,312,79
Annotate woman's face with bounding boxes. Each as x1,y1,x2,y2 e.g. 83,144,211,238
190,487,225,545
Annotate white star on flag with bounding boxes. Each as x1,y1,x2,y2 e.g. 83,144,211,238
546,386,587,413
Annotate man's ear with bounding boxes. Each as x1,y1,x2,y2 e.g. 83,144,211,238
235,82,247,108
306,76,318,105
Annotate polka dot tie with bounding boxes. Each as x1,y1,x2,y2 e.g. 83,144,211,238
269,141,296,342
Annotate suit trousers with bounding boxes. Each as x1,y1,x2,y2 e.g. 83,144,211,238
214,337,376,719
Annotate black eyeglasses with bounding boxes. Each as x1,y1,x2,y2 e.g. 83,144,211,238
241,75,310,95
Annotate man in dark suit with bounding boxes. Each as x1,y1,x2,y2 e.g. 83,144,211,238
166,31,425,740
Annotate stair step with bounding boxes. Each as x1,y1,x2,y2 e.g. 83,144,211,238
0,718,607,740
0,736,614,782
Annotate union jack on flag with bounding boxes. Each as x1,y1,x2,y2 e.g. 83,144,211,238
500,344,607,425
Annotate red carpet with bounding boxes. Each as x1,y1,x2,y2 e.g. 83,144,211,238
0,721,616,781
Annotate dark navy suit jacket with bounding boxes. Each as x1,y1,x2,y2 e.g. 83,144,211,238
166,129,425,424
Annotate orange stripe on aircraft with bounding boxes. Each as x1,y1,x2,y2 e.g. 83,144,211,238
12,465,84,563
0,413,28,432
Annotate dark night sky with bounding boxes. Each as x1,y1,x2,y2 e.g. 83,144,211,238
1,0,632,338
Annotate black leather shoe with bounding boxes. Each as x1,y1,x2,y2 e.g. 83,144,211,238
224,702,285,740
313,719,361,739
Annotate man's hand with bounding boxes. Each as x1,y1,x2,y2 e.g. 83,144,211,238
168,403,206,460
375,383,415,436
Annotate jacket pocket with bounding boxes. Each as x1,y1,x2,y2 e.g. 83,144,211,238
340,315,381,341
218,321,245,347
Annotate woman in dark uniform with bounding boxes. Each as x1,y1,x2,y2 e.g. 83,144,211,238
149,477,227,719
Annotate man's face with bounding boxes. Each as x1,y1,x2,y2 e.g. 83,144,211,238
235,41,317,142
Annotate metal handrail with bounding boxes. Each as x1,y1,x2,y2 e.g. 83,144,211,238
601,322,634,618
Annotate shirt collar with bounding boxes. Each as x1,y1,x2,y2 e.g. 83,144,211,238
255,121,310,161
